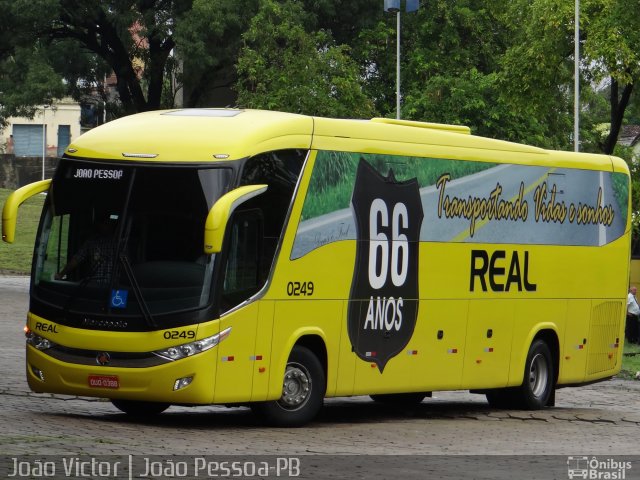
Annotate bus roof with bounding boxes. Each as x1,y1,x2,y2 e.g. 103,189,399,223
65,109,626,173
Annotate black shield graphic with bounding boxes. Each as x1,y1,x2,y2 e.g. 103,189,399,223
348,159,424,372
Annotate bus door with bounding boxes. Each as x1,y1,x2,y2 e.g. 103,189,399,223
213,210,266,403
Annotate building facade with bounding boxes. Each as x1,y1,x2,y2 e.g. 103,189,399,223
1,98,82,157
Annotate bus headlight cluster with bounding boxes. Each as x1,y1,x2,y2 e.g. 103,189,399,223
154,327,231,361
25,328,55,351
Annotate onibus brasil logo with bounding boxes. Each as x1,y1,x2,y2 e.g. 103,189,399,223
567,456,632,479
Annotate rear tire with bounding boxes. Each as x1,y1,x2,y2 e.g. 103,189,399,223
111,399,170,416
251,345,325,427
513,339,554,409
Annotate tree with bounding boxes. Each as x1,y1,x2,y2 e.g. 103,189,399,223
582,0,640,154
0,0,194,120
47,0,192,114
499,0,640,154
235,0,374,118
174,0,259,107
399,0,535,140
0,1,65,127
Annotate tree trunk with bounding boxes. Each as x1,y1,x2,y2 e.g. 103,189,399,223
602,76,634,155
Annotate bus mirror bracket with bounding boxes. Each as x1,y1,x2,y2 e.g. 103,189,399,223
204,184,268,254
2,179,51,244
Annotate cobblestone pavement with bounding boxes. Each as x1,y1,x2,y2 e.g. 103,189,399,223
1,276,639,478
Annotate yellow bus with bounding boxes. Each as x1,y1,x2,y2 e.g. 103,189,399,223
2,109,631,426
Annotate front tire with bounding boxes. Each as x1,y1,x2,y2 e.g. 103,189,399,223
251,345,325,427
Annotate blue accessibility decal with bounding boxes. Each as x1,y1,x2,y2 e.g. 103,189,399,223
110,289,128,309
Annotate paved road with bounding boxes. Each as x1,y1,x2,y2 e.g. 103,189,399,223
1,276,639,479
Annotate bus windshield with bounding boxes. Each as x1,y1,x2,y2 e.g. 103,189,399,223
32,159,233,329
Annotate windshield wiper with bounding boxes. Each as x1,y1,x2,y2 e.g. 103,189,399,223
118,253,157,328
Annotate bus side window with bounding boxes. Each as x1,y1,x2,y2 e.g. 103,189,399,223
238,149,305,273
221,209,263,311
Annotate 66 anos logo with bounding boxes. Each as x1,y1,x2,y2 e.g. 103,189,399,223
348,160,424,372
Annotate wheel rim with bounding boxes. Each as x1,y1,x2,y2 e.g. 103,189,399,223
528,352,549,398
278,361,312,411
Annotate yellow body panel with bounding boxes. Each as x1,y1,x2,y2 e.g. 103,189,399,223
6,109,630,408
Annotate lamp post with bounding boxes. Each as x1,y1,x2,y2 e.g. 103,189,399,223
574,0,579,152
384,0,419,120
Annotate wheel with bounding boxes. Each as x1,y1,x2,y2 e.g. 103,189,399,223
513,339,554,409
251,345,325,427
370,393,426,405
111,399,170,416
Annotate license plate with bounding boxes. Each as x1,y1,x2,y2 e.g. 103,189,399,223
88,375,120,389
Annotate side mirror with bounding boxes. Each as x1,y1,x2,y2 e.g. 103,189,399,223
204,184,267,254
2,179,51,243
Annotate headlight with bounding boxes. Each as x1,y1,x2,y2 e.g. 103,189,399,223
153,327,231,361
25,327,56,351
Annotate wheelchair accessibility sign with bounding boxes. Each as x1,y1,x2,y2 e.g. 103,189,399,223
110,289,128,309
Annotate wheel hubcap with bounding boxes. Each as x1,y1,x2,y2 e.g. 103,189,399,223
279,362,311,410
528,353,549,398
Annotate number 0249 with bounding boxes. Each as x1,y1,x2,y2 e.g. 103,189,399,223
286,281,314,296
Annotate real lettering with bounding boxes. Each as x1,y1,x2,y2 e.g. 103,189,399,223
470,249,537,292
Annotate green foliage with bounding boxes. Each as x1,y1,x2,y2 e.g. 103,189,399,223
0,188,44,274
621,342,640,379
236,0,373,117
0,45,66,122
235,0,374,118
0,0,636,157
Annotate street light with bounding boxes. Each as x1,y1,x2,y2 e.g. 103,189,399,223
384,0,419,120
574,0,579,152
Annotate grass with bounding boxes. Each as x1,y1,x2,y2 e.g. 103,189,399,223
621,342,640,379
0,187,45,274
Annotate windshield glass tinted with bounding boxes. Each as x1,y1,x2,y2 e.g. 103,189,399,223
32,159,233,328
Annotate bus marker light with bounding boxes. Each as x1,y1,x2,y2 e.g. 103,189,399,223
448,348,458,354
484,347,494,353
259,367,266,373
565,356,571,360
366,351,377,357
222,356,235,362
476,359,482,364
250,355,263,361
407,350,418,355
576,345,584,350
